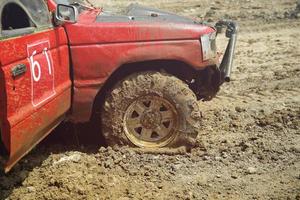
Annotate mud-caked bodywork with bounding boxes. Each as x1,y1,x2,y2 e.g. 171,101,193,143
62,3,237,122
0,0,237,172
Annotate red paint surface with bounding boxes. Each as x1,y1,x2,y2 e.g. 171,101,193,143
47,0,57,12
0,27,71,171
64,10,215,122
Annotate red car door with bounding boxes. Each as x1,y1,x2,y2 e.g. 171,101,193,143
0,0,71,172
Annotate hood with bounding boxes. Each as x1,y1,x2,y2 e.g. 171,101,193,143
97,4,197,24
64,4,215,45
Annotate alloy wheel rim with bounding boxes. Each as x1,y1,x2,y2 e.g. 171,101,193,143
124,95,178,147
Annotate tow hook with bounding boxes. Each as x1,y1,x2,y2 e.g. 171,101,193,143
215,20,238,82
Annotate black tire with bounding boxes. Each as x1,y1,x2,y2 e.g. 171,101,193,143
101,71,202,148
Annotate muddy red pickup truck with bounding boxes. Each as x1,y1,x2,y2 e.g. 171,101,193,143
0,0,237,172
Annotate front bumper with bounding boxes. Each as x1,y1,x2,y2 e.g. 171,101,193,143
215,20,239,82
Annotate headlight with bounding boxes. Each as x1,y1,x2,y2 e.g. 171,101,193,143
200,32,217,61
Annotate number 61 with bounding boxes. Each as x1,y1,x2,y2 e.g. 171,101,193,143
29,48,52,82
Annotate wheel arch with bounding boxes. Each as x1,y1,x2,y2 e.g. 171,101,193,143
90,59,221,121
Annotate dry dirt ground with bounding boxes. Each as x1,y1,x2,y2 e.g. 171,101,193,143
1,0,300,199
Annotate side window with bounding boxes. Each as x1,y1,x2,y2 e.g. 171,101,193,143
0,0,52,38
1,2,35,37
1,3,34,30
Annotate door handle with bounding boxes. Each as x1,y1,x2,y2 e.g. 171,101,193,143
11,63,27,78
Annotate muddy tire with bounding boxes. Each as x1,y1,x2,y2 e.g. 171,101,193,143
101,71,202,148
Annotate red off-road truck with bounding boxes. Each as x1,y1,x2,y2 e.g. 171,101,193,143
0,0,237,172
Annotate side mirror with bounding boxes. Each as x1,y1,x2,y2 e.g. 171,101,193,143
55,4,78,25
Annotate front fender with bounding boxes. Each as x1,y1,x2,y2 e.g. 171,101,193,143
69,39,216,123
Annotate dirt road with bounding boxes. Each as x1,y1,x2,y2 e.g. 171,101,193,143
1,0,300,199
